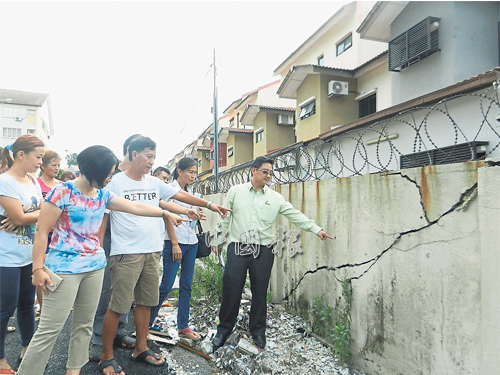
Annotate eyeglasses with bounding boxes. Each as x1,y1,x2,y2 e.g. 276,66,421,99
258,169,274,176
105,172,116,181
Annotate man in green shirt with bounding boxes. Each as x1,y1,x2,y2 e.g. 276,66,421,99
212,156,333,351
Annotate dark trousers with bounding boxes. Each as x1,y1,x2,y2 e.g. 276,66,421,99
0,265,36,358
217,243,274,339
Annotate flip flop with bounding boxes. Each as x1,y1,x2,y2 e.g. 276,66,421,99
0,369,16,374
98,358,123,374
113,333,135,349
131,349,165,367
178,328,201,340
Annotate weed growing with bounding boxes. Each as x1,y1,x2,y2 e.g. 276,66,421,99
311,278,353,365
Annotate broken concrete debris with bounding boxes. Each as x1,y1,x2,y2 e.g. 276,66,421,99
151,299,366,374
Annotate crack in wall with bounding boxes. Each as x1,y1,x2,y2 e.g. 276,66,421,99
283,181,478,301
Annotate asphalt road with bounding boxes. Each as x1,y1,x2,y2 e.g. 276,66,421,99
5,311,214,375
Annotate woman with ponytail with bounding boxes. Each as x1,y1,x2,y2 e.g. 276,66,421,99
0,135,45,374
149,157,202,340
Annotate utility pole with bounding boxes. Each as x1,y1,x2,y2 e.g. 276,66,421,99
213,49,219,193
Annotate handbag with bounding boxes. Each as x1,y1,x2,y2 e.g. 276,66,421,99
196,220,212,258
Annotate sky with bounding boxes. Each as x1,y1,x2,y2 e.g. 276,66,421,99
0,1,352,168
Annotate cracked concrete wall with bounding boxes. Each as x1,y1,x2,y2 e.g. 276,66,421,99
203,160,499,375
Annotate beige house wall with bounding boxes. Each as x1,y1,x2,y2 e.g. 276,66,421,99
356,63,392,112
264,112,295,152
226,133,253,168
253,113,267,157
318,74,358,133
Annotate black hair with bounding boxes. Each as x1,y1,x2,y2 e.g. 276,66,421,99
77,145,119,189
153,166,170,176
122,134,141,157
173,157,198,181
127,136,156,161
251,156,274,170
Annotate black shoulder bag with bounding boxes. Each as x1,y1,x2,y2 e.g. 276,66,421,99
196,220,211,258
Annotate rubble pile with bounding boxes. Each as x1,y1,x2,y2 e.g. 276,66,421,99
152,297,366,375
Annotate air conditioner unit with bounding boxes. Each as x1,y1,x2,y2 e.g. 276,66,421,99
328,80,349,97
278,114,294,126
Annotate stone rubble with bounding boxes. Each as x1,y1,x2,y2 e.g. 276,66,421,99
150,297,366,375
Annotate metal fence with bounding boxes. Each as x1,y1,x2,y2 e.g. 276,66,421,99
192,84,500,195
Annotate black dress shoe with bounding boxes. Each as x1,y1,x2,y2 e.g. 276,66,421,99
253,335,266,350
212,332,228,351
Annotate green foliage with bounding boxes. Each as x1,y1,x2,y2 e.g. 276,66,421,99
65,153,78,166
311,278,353,366
191,255,224,304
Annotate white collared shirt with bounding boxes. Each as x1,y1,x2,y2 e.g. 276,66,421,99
164,180,199,245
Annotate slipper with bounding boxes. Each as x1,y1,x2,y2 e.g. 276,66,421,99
178,328,201,340
98,358,123,374
131,349,165,367
0,368,15,374
7,326,15,333
113,333,135,349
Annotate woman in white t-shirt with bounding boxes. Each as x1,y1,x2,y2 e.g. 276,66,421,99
149,157,202,340
0,135,45,375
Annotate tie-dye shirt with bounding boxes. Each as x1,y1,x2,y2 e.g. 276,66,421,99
44,181,116,274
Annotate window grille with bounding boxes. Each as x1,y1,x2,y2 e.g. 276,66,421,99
400,141,488,169
389,17,440,71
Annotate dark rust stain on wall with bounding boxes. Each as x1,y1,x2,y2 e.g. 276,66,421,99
420,166,432,212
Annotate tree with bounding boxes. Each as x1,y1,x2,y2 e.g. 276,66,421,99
66,153,78,166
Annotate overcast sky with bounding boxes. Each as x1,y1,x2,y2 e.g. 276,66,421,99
0,1,352,167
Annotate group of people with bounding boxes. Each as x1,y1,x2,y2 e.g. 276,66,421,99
0,133,332,375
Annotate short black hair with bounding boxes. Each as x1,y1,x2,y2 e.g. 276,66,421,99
127,136,156,161
77,145,118,189
153,166,170,176
122,134,141,157
251,156,274,169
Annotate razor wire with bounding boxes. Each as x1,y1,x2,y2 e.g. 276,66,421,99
192,84,500,195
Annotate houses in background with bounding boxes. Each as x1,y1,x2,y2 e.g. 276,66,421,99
0,89,54,148
166,1,500,180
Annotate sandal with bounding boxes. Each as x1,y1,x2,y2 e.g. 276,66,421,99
113,333,135,349
178,327,201,340
7,326,15,333
0,369,15,374
131,349,165,367
98,358,123,374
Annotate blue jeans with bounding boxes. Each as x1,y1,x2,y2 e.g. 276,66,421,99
149,241,198,330
0,265,36,358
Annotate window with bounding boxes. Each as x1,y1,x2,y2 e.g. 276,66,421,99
3,127,21,138
27,129,36,135
256,130,263,143
389,17,440,71
229,118,234,127
28,109,36,125
3,107,26,119
359,94,377,118
299,100,316,120
228,146,234,157
317,54,324,66
336,34,352,56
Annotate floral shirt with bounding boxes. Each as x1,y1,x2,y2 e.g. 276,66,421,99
44,181,116,274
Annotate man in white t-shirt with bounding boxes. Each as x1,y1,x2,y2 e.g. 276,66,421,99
99,136,230,375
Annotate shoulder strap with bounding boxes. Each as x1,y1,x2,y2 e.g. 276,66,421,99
197,220,204,233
